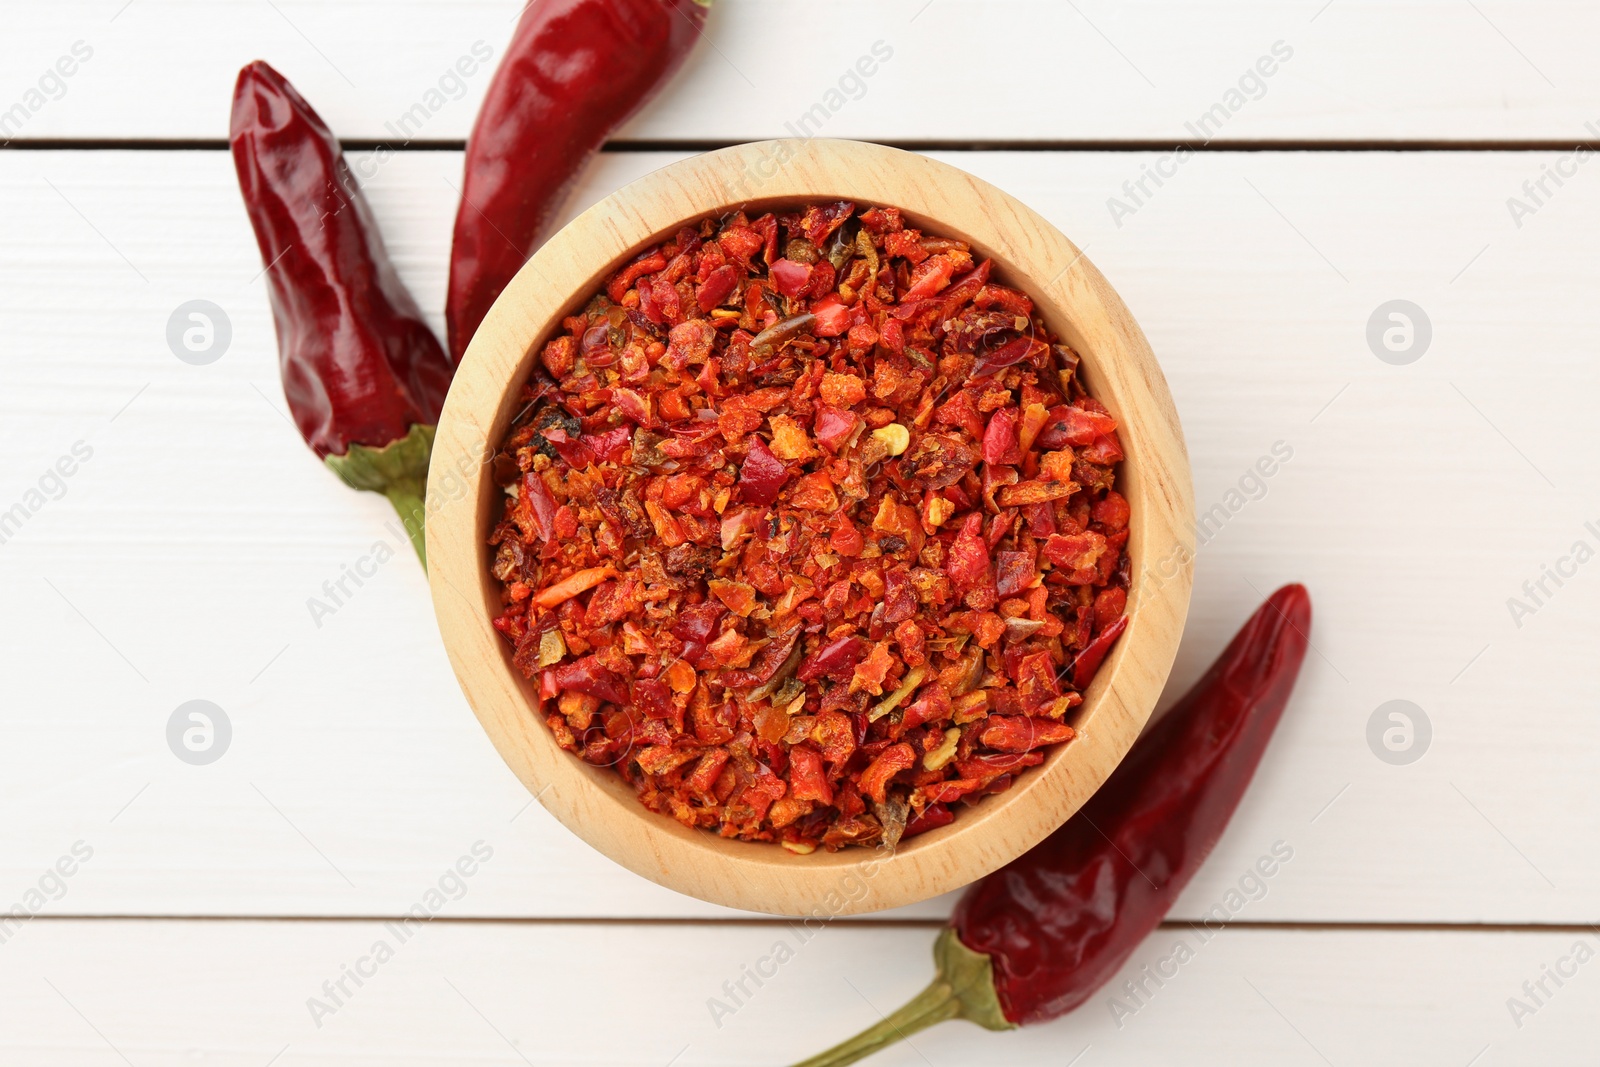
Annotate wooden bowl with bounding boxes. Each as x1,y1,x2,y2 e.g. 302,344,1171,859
426,139,1193,916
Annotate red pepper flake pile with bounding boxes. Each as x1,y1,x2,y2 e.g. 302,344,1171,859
488,202,1131,853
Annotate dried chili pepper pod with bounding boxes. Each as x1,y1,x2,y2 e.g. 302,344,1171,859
231,60,452,563
791,584,1312,1066
445,0,712,361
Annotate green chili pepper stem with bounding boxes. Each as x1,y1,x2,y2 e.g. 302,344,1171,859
381,486,428,566
324,424,436,569
789,929,1015,1067
789,980,960,1067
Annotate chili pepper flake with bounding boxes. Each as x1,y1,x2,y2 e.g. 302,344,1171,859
488,204,1131,851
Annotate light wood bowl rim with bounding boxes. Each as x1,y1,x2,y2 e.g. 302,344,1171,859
426,139,1194,916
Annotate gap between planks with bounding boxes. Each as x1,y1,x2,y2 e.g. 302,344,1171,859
7,138,1600,153
18,916,1600,934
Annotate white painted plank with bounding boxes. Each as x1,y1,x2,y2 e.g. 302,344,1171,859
5,1,1600,144
0,919,1591,1064
2,147,1598,921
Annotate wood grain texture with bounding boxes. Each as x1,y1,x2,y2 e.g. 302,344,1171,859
428,139,1194,915
2,148,1597,921
0,918,1589,1064
5,2,1600,144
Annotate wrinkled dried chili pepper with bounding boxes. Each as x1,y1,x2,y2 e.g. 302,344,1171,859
445,0,712,361
488,202,1133,852
790,584,1312,1066
231,61,451,562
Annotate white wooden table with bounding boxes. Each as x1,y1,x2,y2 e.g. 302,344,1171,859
4,2,1598,1063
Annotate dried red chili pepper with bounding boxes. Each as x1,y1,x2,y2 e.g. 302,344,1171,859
488,203,1133,853
1068,613,1127,689
790,584,1312,1065
445,0,712,361
230,61,451,562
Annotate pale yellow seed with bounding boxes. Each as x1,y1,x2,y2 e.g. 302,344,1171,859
923,727,962,771
537,628,567,669
872,423,911,457
1045,694,1078,719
